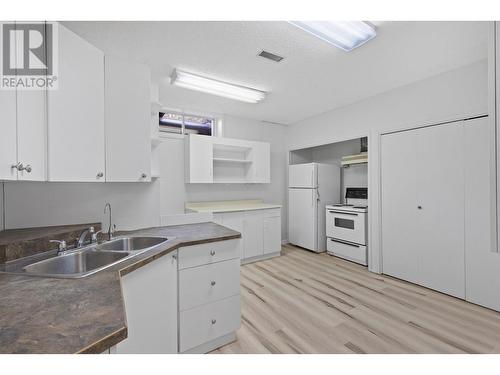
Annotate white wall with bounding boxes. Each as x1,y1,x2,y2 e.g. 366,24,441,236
3,181,161,231
287,59,488,273
158,115,288,240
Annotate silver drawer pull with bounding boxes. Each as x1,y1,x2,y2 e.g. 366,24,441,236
211,280,216,286
210,250,216,256
211,319,217,325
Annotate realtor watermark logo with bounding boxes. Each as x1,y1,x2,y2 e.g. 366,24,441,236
1,22,58,90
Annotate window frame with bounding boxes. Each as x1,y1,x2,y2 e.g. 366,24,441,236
158,108,220,138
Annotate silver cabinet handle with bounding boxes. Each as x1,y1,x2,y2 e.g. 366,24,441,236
141,173,147,178
97,172,104,178
24,164,32,173
211,280,216,286
11,162,23,171
210,250,216,256
211,319,217,325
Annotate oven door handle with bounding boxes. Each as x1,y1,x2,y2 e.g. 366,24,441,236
328,210,358,216
330,238,361,248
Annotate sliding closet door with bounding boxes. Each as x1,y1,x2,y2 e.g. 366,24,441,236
381,130,420,284
416,122,465,298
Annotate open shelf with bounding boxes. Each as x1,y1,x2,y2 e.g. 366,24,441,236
213,157,253,164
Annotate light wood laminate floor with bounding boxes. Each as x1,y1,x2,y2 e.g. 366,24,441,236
212,244,500,354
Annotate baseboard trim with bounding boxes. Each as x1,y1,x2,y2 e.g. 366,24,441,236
181,332,236,354
241,251,281,265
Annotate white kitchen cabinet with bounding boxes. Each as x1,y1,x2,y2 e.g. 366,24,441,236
213,213,244,258
17,89,47,181
185,134,271,183
185,134,213,183
381,121,465,298
47,24,105,182
0,89,18,180
105,56,151,182
263,215,282,255
213,208,281,263
243,211,264,259
178,240,240,353
251,141,271,183
116,251,178,354
0,22,46,182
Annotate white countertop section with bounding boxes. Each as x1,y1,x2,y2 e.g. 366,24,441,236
185,200,282,213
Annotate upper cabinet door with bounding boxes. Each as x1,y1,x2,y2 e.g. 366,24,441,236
47,24,105,182
186,134,213,183
105,56,151,182
16,22,47,181
252,142,270,183
0,89,17,181
16,89,47,181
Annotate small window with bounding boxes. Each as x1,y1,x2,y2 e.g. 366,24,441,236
159,110,215,136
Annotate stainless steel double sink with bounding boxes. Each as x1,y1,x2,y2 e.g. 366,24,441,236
1,236,170,279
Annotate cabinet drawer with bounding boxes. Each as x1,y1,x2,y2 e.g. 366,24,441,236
327,238,367,266
179,295,241,352
178,239,239,269
259,208,281,218
179,259,240,311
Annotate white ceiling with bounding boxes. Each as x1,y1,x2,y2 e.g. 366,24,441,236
63,21,488,125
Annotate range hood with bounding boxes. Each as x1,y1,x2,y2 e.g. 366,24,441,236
341,137,368,167
341,152,368,167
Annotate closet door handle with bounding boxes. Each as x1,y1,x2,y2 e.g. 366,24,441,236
417,206,422,210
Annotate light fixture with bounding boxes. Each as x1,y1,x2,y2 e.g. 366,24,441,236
170,69,266,103
289,21,376,52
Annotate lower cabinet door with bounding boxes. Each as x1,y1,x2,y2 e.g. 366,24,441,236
179,295,241,353
116,251,178,353
219,212,245,259
243,213,264,259
263,216,281,255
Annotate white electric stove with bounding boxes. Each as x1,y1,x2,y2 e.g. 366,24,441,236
325,188,368,265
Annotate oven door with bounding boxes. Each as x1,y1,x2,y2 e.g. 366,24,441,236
326,209,366,245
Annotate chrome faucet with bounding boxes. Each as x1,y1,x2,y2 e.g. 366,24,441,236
76,226,95,248
104,203,115,241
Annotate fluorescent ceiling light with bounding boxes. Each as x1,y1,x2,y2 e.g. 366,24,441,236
170,69,266,103
290,21,376,52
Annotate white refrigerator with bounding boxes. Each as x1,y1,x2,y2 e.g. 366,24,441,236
288,163,340,252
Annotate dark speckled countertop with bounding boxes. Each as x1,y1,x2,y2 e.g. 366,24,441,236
0,222,240,354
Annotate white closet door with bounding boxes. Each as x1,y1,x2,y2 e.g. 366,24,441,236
381,130,420,284
416,122,465,298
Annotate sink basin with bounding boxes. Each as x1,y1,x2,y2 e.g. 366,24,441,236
95,236,169,252
23,249,131,278
0,235,171,279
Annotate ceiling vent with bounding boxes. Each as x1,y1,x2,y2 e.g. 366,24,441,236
258,50,284,63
